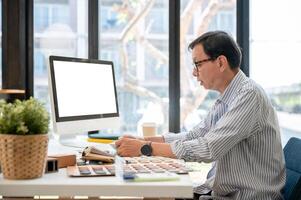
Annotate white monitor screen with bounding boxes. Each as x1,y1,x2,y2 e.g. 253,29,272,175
54,61,117,117
49,56,119,123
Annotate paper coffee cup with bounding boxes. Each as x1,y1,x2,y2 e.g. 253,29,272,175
142,122,157,137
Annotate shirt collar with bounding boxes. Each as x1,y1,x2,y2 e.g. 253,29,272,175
218,70,246,106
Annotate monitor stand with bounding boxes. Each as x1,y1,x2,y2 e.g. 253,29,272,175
53,133,117,153
53,133,91,149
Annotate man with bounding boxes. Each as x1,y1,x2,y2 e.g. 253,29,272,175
116,31,285,200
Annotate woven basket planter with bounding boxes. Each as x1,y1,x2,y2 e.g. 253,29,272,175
0,134,49,179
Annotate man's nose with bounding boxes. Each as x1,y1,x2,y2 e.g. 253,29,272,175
192,68,198,77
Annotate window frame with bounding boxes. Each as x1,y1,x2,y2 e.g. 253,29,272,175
1,0,249,133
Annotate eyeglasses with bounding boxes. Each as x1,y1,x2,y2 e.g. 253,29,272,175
193,58,214,71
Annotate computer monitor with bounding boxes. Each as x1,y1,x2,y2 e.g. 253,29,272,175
48,55,120,147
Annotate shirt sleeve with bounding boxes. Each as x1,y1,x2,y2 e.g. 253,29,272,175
185,111,213,140
163,132,188,143
170,89,260,162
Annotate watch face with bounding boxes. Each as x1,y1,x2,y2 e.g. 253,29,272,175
141,144,152,156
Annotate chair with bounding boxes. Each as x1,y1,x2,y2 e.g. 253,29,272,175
283,137,301,200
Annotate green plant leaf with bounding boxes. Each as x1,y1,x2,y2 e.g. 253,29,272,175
0,97,49,135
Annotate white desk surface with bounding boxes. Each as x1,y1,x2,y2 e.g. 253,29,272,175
0,138,194,198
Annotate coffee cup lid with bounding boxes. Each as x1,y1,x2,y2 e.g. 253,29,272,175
142,122,156,127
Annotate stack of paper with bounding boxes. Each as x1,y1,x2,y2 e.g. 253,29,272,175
81,146,116,163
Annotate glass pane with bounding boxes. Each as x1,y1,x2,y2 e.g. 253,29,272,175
34,0,88,110
250,0,301,145
99,0,169,136
180,0,237,131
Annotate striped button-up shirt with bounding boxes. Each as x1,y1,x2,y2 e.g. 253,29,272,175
164,70,286,200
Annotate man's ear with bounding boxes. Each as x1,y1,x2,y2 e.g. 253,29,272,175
218,55,228,72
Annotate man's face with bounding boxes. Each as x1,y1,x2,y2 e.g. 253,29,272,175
192,44,220,90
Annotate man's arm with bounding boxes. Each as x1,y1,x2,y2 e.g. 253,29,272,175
115,137,176,158
144,136,165,143
116,99,214,158
121,135,165,143
171,90,260,162
151,142,176,158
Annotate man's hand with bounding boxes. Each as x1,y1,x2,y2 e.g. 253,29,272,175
119,134,144,141
115,137,147,157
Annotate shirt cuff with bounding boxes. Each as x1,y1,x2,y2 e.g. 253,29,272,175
170,139,190,159
163,132,187,143
170,138,210,161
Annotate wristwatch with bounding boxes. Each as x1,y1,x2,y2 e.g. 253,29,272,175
140,142,152,156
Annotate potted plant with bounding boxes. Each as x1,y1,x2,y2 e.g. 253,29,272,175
0,97,50,179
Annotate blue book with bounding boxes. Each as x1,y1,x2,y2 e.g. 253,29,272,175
88,132,121,140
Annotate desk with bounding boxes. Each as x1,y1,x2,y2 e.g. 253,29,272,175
0,89,25,102
0,139,195,199
0,168,193,198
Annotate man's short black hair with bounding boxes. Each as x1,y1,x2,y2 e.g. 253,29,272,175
188,31,242,69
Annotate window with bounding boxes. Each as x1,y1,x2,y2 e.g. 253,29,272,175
180,0,237,131
145,8,168,34
99,0,169,136
250,0,301,145
100,6,123,32
34,0,88,110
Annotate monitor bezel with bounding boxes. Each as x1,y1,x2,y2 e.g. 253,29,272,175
49,55,119,123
